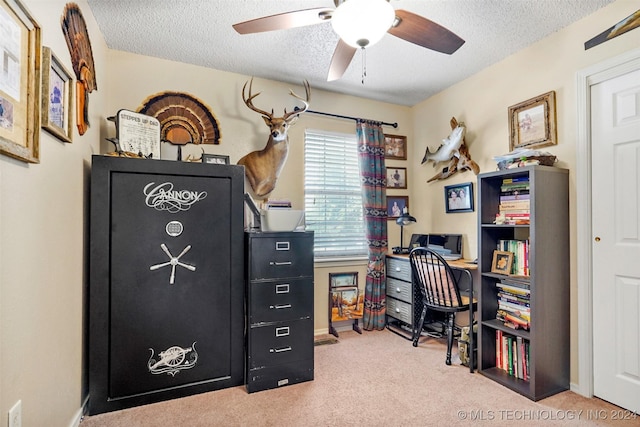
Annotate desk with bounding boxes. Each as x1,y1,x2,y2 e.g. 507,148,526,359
385,253,478,372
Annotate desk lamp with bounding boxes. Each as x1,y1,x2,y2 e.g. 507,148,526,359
395,207,417,254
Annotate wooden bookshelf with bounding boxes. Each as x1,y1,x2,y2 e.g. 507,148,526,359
477,165,569,401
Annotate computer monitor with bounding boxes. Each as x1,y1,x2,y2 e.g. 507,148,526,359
409,234,429,249
427,234,463,260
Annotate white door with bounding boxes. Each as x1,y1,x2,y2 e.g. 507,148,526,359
591,68,640,412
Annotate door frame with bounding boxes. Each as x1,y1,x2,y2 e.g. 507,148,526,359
575,47,640,398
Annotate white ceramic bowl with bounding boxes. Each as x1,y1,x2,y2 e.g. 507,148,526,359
260,209,305,232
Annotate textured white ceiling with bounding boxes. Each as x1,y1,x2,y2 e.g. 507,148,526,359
86,0,615,106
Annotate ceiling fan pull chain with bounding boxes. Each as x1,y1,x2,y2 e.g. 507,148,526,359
361,47,366,85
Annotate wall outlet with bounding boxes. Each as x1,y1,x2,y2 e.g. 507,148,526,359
8,400,21,427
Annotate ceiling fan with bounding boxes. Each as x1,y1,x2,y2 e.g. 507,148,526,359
232,0,465,81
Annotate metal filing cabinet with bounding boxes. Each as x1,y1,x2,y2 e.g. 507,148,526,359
245,231,314,393
386,254,420,336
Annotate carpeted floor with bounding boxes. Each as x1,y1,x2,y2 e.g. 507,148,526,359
80,329,638,427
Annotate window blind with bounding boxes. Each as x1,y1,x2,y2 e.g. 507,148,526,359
304,129,367,257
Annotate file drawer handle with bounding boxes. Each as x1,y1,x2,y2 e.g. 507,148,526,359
395,266,401,272
275,326,290,337
270,304,292,310
270,261,292,266
395,307,401,313
275,284,290,293
395,287,401,293
275,242,290,251
270,346,292,353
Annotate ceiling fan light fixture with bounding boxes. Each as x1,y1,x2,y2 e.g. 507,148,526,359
331,0,395,49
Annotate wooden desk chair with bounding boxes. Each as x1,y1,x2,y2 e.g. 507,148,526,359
408,247,477,369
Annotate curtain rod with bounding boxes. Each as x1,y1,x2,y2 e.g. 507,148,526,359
294,107,398,128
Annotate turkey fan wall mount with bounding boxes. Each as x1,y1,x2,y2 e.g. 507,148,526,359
137,92,221,146
233,0,465,82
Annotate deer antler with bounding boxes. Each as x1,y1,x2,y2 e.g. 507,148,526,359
242,78,273,118
283,80,311,120
243,78,311,120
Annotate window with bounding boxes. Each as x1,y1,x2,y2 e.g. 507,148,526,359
304,129,367,258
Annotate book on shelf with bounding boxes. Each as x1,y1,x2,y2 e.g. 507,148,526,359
497,239,530,275
516,336,524,379
502,176,530,184
508,336,514,376
497,275,531,330
501,179,530,188
500,188,530,196
495,330,530,381
498,295,530,307
500,184,530,193
501,276,530,288
503,212,530,217
496,330,502,369
499,200,530,210
500,193,530,201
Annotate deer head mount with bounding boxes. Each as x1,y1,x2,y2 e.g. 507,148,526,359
238,78,311,197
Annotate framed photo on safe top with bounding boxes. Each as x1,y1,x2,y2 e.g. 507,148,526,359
444,182,474,213
384,134,407,160
202,154,230,165
508,91,557,152
386,167,407,189
0,0,42,163
387,196,408,219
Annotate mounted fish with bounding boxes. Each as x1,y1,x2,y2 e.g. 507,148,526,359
422,122,466,166
424,117,479,182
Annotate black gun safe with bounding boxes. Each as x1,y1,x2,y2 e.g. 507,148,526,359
88,155,245,414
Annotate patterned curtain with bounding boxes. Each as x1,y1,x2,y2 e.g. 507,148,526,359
356,120,388,330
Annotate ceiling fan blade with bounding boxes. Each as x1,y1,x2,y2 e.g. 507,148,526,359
327,39,357,81
233,7,333,34
387,9,465,54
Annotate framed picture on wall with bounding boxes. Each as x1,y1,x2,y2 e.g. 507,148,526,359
387,196,408,219
508,91,557,151
0,0,42,163
444,182,474,213
386,167,407,189
384,134,407,160
41,47,74,143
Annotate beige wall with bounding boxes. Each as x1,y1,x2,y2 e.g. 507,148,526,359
0,1,107,426
1,1,639,426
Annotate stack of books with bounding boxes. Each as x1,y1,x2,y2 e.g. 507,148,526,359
496,277,530,330
499,177,530,224
496,330,530,381
497,239,529,276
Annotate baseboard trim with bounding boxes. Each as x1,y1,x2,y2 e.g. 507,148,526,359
69,396,89,427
